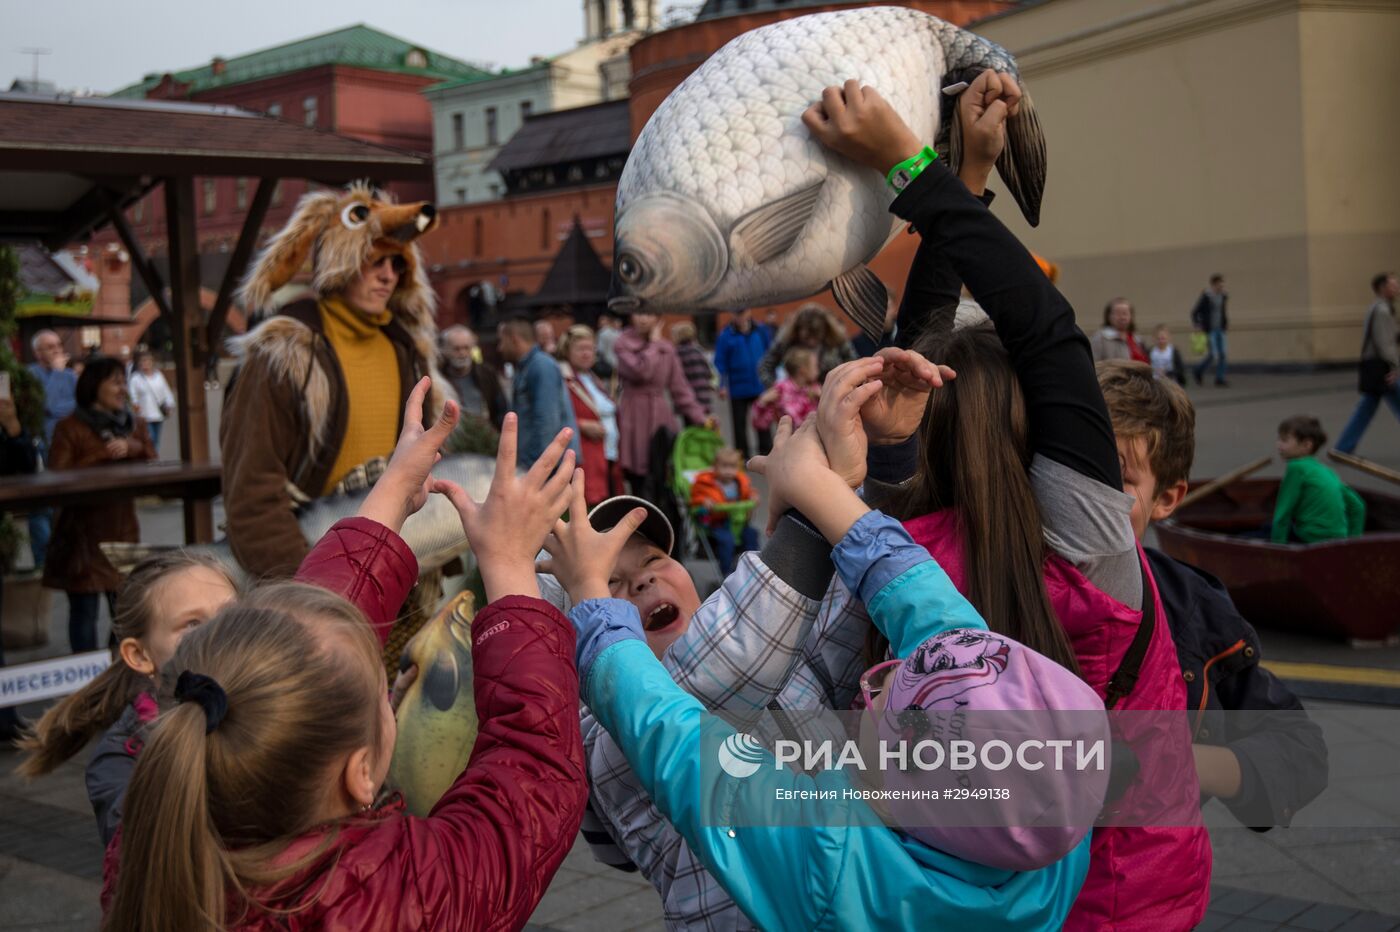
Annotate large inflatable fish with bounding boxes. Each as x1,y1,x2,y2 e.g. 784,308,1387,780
608,6,1046,340
388,589,479,816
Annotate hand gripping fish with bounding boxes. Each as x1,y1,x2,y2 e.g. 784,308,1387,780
388,589,480,816
608,5,1046,341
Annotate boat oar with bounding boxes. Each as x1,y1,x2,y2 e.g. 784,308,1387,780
1327,450,1400,488
1179,456,1273,510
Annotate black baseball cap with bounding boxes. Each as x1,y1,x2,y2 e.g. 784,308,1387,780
587,495,674,554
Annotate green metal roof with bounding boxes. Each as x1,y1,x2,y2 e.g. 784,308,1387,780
424,60,549,95
110,24,493,98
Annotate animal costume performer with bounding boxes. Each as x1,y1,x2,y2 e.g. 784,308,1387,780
221,183,443,580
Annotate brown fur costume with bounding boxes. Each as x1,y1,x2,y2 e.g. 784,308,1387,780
220,183,445,579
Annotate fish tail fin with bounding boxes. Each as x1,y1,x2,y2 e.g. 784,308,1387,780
933,21,1048,226
998,89,1047,227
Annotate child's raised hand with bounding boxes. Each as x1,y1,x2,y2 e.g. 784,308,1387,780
537,475,648,605
358,377,459,534
750,416,870,543
802,80,923,175
860,348,956,445
957,70,1021,170
815,357,885,488
435,415,575,602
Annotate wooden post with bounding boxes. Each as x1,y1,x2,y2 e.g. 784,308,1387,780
163,176,214,543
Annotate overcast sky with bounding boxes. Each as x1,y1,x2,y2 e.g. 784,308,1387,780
2,0,691,95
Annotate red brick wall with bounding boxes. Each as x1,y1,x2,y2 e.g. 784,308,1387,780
422,183,618,331
93,65,442,267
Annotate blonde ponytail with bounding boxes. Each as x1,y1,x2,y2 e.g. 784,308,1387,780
105,582,385,930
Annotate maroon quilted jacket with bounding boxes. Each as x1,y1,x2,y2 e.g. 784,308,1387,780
103,517,586,931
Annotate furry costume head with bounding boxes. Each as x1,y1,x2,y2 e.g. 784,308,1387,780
232,183,447,463
239,182,439,329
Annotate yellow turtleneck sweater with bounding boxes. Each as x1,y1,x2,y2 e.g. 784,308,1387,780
319,295,400,493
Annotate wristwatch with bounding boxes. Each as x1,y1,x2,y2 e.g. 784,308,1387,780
887,145,939,193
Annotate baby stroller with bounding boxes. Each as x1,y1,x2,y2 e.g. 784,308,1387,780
670,425,759,576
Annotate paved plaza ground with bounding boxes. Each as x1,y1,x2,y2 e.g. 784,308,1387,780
3,369,1400,929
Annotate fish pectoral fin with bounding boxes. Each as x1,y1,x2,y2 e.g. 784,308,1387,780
729,182,823,266
830,265,889,344
997,91,1048,228
422,655,461,712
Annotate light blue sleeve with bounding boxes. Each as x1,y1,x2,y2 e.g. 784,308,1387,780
830,511,987,658
583,633,1088,932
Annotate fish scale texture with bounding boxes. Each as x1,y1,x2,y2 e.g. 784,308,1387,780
617,6,1017,310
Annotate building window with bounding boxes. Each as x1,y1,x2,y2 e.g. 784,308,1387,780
267,101,282,119
405,48,428,69
303,96,318,127
202,179,217,215
473,217,484,257
236,178,248,210
485,106,498,145
456,187,467,203
271,180,282,206
520,100,532,121
452,112,464,150
132,200,144,223
540,208,551,250
489,182,503,199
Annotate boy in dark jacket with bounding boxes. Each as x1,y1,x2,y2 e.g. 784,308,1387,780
1097,360,1328,828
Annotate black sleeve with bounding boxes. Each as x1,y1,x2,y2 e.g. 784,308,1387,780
0,431,37,476
1216,667,1330,829
1190,293,1209,331
759,511,836,600
890,165,1121,489
895,189,996,347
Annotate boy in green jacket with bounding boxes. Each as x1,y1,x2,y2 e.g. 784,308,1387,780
1272,415,1366,543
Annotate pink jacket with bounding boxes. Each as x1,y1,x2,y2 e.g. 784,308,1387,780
614,329,709,475
905,510,1210,931
750,378,819,432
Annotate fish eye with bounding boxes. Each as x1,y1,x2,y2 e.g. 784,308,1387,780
617,253,643,285
341,203,371,229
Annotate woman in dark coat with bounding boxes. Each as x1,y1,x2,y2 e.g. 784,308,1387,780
757,303,857,387
42,357,156,653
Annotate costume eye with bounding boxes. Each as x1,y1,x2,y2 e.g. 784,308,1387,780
617,253,643,285
341,203,371,229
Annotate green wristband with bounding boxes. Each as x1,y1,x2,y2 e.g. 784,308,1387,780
886,145,939,193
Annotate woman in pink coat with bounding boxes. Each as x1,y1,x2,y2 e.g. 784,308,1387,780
615,311,713,488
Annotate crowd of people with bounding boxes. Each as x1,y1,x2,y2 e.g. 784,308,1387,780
3,66,1393,932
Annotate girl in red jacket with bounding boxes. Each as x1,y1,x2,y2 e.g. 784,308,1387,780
104,380,589,931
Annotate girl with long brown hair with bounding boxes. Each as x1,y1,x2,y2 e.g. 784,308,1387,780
16,551,238,844
805,73,1209,929
103,379,591,931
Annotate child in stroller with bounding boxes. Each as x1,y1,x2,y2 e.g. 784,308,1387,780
674,429,760,576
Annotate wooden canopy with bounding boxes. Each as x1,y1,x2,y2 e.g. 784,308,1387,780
0,91,432,542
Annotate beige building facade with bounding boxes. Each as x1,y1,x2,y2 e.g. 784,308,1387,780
427,1,655,205
974,0,1400,363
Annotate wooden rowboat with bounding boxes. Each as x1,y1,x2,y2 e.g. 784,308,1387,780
1154,478,1400,642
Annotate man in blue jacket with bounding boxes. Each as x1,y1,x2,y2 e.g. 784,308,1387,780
713,307,772,458
497,317,580,468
